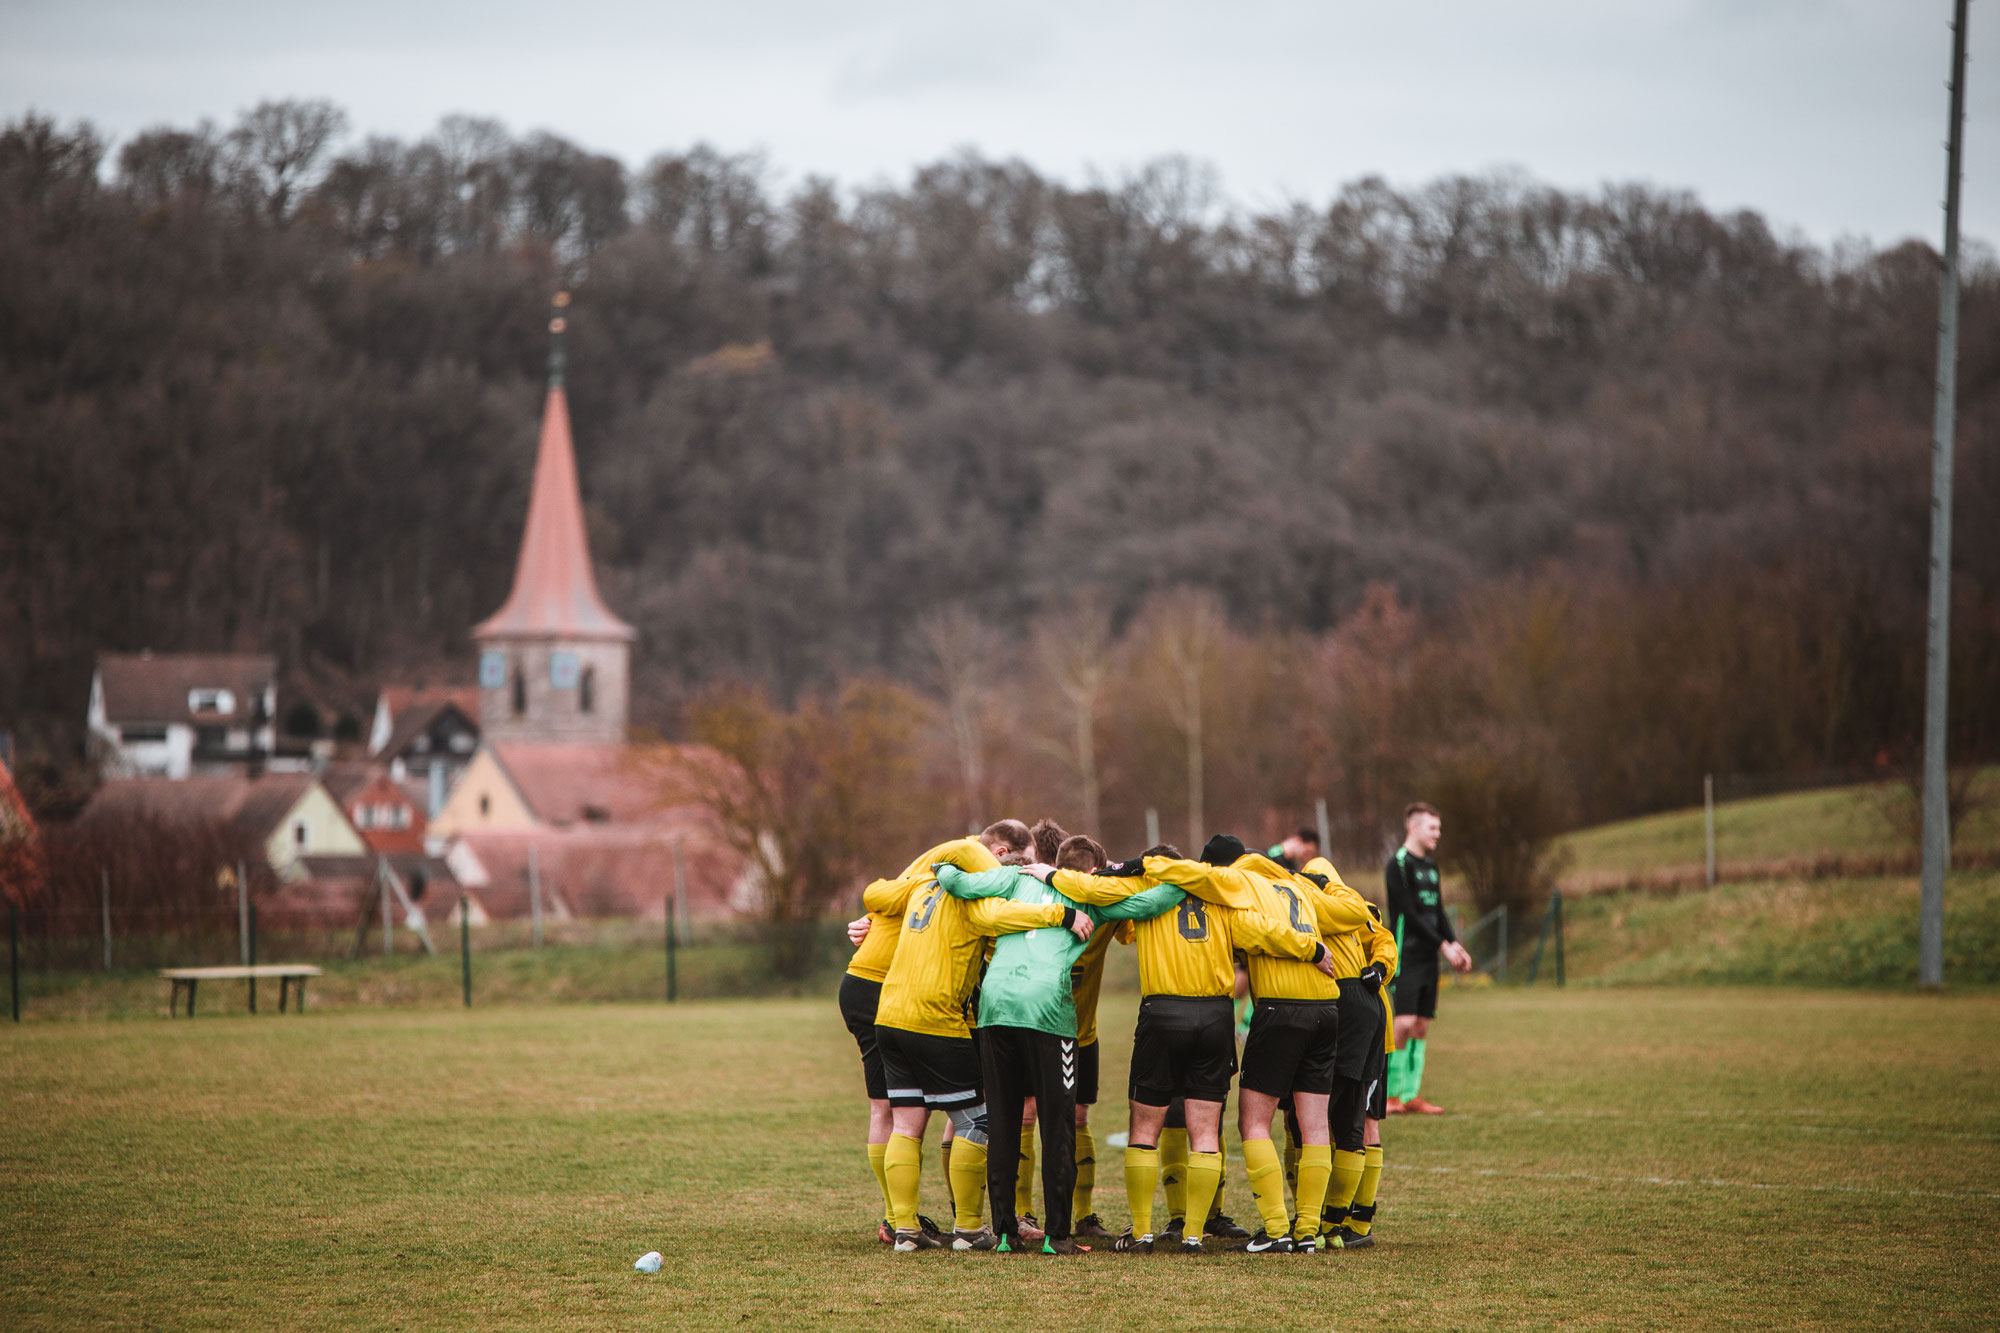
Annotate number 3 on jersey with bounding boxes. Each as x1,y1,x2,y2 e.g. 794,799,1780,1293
908,885,943,933
1176,897,1209,942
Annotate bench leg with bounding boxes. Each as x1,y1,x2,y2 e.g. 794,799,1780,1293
187,979,197,1017
280,976,289,1013
169,980,179,1018
296,979,307,1014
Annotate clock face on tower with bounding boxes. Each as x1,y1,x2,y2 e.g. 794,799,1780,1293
479,651,506,690
550,651,580,690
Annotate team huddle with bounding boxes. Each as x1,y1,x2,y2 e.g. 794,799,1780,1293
838,804,1461,1255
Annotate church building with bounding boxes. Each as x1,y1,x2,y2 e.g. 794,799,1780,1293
429,297,734,920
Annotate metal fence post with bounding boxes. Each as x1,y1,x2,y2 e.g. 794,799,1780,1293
1526,898,1552,986
379,861,393,957
1553,890,1566,988
1498,905,1509,984
666,898,678,1003
460,899,472,1009
237,860,250,965
669,839,686,1003
248,904,258,1014
101,869,112,973
1704,774,1717,888
529,845,544,950
9,903,18,1022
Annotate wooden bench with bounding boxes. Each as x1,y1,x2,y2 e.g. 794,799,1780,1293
159,965,323,1017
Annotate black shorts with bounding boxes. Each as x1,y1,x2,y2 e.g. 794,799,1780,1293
1366,1038,1388,1120
838,974,887,1099
1129,995,1237,1106
1238,999,1340,1098
1334,978,1386,1082
1076,1040,1100,1106
1393,966,1440,1020
875,1024,982,1110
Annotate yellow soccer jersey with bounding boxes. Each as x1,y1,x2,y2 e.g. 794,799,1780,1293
846,876,918,983
1224,862,1338,1002
874,880,1067,1039
1289,854,1386,979
847,839,1003,984
1127,895,1319,999
1069,923,1118,1046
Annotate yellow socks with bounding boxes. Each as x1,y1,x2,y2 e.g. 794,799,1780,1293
1159,1127,1189,1223
884,1133,924,1233
1283,1142,1301,1198
948,1139,989,1232
1016,1127,1037,1219
1350,1144,1383,1236
1324,1148,1366,1230
1183,1151,1222,1240
1073,1125,1096,1220
1292,1144,1332,1242
868,1141,893,1219
1241,1137,1290,1239
1125,1143,1160,1237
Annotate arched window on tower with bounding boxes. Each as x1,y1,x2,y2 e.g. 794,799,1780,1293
511,662,526,717
580,665,595,713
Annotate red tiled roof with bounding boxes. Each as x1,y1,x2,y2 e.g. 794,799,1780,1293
377,685,481,723
79,773,316,839
458,820,738,920
472,386,634,642
96,652,275,724
490,742,684,826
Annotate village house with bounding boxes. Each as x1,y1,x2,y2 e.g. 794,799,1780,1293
87,652,282,779
365,685,482,813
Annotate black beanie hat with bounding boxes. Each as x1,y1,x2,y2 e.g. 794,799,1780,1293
1200,834,1245,866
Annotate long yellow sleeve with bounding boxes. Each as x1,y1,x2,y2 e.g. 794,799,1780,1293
898,837,1000,881
862,875,921,916
1142,857,1261,910
1050,867,1154,906
1229,907,1319,963
965,897,1067,937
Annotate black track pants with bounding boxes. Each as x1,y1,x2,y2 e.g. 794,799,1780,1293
979,1024,1079,1241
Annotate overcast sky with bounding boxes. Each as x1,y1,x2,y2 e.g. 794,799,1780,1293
5,0,1995,249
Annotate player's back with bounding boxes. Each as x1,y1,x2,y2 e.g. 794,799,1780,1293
1129,896,1238,999
876,880,991,1038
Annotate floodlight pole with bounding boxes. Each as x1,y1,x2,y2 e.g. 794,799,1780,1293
1920,0,1970,992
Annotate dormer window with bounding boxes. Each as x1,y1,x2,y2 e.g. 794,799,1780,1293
190,688,236,716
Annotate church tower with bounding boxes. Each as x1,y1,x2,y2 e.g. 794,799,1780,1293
472,293,634,745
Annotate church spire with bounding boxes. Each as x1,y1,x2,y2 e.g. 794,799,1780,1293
471,293,634,644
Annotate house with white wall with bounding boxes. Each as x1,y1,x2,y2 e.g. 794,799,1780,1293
88,652,278,779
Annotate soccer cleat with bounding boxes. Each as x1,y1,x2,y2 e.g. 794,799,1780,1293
1204,1212,1251,1239
917,1214,945,1237
894,1228,945,1251
1073,1213,1113,1239
1043,1237,1090,1255
1178,1234,1206,1254
1231,1229,1294,1254
1017,1213,1046,1243
952,1227,999,1251
878,1219,894,1245
1404,1096,1446,1115
1111,1230,1154,1254
1335,1226,1373,1249
1160,1215,1185,1241
996,1235,1013,1254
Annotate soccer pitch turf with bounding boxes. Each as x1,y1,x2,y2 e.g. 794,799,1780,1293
4,989,1997,1330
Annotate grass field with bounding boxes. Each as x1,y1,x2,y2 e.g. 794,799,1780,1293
1555,770,2000,880
6,987,1998,1331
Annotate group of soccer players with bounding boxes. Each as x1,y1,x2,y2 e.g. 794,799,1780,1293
839,805,1458,1255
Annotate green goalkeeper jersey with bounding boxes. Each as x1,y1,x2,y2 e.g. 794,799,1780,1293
935,864,1184,1039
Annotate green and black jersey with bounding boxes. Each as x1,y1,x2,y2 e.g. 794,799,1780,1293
1385,847,1454,975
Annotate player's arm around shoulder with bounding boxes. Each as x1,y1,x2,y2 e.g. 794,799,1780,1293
899,837,1001,880
1050,865,1151,906
1142,856,1259,910
1228,905,1323,964
934,863,1023,900
861,874,921,916
965,890,1070,938
1094,883,1186,923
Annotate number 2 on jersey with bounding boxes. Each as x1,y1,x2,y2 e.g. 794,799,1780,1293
1274,884,1312,933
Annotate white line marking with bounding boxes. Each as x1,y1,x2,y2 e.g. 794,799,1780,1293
1387,1162,2000,1202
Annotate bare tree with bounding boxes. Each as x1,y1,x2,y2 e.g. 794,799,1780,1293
225,99,348,223
914,605,1001,833
1032,598,1114,834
